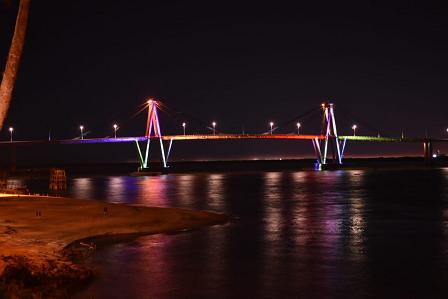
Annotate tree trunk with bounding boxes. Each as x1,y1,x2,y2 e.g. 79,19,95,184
0,0,31,130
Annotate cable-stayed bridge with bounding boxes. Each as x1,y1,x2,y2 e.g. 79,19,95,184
0,100,446,170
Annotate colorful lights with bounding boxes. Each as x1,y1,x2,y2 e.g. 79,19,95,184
145,99,162,137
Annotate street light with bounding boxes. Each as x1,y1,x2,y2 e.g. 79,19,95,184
80,125,84,140
212,122,216,135
182,122,186,135
113,124,118,138
9,127,13,142
352,124,357,136
270,122,274,135
297,122,301,135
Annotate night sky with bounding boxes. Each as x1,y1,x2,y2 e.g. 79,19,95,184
1,1,447,162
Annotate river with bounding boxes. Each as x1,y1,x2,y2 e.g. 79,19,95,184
18,168,448,298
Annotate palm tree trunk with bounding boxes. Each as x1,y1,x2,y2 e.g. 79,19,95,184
0,0,31,130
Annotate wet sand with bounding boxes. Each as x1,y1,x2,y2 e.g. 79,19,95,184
0,195,228,298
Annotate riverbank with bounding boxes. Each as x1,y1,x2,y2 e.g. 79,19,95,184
0,195,228,298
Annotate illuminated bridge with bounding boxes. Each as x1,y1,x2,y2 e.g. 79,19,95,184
0,100,447,170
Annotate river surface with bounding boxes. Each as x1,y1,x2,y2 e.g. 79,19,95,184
21,168,448,298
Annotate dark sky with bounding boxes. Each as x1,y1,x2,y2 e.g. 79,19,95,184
1,1,447,162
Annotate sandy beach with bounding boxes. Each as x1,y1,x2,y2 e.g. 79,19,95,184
0,195,228,298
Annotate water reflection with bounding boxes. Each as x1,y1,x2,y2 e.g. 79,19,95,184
207,174,225,211
347,171,366,258
134,236,175,299
137,176,169,206
263,172,283,243
47,169,448,298
71,177,93,199
107,177,126,203
175,174,195,207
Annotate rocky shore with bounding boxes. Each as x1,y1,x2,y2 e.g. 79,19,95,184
0,196,228,298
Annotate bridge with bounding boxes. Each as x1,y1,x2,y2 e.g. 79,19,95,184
1,100,447,170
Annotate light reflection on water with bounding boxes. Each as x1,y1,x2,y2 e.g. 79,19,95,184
263,172,282,242
138,176,169,207
347,171,366,258
176,174,195,207
206,174,225,211
41,168,448,298
71,177,93,199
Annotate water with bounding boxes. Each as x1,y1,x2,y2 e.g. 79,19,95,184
23,168,448,298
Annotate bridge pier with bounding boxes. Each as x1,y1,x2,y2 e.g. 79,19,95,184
423,141,433,161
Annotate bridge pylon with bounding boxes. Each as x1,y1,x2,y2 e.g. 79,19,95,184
312,102,344,169
135,99,173,170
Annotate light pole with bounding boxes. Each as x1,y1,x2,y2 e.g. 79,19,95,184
182,122,186,135
113,124,118,138
212,122,216,135
352,124,357,136
9,127,13,142
80,125,84,140
270,122,274,135
297,122,301,135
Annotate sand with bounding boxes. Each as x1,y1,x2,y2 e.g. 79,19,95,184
0,195,228,298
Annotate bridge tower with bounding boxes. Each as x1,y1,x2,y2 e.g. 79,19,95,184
311,102,343,169
134,99,173,170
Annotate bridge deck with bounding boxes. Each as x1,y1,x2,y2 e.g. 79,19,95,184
163,134,325,141
0,135,446,145
0,134,325,145
340,136,448,142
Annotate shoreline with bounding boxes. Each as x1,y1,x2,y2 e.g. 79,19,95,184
2,156,448,178
0,195,228,298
